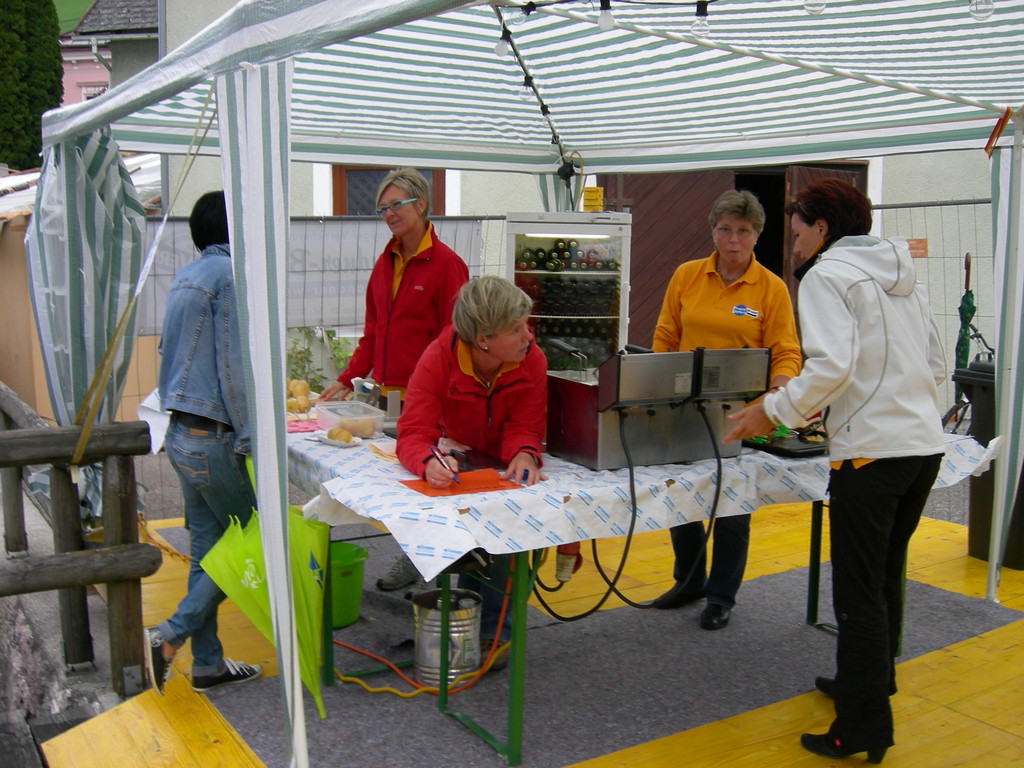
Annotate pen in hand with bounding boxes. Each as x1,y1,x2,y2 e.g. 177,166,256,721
520,469,529,485
429,446,459,484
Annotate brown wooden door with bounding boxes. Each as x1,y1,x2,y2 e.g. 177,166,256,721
598,170,735,346
783,164,867,299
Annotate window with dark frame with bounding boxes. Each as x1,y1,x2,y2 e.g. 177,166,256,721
331,167,446,216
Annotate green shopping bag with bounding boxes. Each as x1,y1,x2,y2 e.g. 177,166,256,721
200,512,273,640
200,477,330,718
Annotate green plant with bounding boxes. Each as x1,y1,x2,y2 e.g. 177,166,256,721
286,326,353,389
321,328,353,371
287,334,322,386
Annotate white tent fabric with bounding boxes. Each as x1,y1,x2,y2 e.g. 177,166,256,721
23,130,147,521
991,131,1024,599
216,61,309,766
26,1,1024,762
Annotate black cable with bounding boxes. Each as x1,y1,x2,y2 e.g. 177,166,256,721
529,408,640,621
530,398,726,617
589,400,723,608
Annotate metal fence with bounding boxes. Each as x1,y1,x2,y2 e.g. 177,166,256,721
875,198,994,418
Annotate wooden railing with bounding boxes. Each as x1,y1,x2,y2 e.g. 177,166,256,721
0,380,161,697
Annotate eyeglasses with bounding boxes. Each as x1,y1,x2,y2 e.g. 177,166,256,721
374,197,419,217
714,226,757,240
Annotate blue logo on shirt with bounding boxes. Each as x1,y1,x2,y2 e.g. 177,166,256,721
732,304,760,318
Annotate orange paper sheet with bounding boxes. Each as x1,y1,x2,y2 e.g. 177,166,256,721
400,468,520,497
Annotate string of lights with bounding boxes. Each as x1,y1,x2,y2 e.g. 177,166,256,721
491,6,580,191
497,0,998,36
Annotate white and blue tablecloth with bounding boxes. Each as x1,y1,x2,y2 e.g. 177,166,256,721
287,432,999,581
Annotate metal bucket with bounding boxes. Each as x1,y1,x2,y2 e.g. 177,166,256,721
412,588,482,686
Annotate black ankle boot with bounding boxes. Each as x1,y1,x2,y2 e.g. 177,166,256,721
801,733,887,764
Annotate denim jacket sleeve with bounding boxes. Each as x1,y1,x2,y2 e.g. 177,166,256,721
215,275,251,454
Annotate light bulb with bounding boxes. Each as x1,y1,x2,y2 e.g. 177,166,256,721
494,36,510,57
804,0,827,14
598,8,615,30
511,10,528,26
969,0,995,20
518,77,534,101
691,16,710,37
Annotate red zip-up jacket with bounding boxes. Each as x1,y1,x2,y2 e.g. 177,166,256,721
337,226,468,389
396,327,547,477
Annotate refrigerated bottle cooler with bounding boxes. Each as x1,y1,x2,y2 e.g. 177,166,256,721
506,211,631,371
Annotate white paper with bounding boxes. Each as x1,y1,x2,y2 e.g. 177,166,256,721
137,388,169,454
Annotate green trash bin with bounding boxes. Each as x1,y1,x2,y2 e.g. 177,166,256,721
328,541,368,629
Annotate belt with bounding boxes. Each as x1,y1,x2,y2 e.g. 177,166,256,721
170,411,233,432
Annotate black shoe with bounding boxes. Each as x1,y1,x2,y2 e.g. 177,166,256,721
191,659,262,692
651,583,705,609
144,626,174,695
699,603,731,630
800,733,888,764
814,676,836,698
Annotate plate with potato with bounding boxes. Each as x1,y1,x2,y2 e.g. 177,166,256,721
317,425,362,448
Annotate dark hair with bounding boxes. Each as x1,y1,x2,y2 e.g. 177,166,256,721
784,178,872,248
189,190,230,250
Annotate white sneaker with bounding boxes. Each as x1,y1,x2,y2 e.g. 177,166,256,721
376,554,423,591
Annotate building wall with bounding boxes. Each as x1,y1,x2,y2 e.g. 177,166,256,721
108,39,159,88
0,216,50,420
60,45,110,105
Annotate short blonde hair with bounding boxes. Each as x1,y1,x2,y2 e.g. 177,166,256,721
377,168,430,218
707,189,766,233
452,275,533,341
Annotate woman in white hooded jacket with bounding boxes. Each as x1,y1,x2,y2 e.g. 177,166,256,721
723,178,946,764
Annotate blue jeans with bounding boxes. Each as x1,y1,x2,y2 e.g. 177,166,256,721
669,514,751,608
158,421,256,675
459,554,513,644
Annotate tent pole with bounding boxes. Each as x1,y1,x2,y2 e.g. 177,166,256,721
986,110,1024,602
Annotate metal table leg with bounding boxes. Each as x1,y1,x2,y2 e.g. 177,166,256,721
438,550,534,766
806,500,837,631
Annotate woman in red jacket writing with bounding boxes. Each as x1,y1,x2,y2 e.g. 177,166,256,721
396,275,547,667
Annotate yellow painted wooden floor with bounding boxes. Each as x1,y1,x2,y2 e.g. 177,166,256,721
42,505,1024,767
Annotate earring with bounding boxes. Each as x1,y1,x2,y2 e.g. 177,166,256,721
483,346,489,352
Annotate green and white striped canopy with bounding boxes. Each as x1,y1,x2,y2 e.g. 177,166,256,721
44,0,1024,173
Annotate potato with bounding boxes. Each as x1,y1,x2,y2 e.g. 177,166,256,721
338,417,377,438
286,396,302,413
327,426,353,443
288,379,310,398
295,394,310,412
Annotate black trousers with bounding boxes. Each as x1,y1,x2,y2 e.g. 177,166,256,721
826,453,942,749
670,513,751,607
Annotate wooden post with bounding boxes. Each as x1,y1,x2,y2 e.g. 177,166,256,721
103,454,146,696
50,464,93,666
1,414,27,555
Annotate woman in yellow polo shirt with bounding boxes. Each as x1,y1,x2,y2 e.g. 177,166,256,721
650,189,802,630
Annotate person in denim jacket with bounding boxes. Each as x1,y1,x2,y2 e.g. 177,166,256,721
144,191,262,695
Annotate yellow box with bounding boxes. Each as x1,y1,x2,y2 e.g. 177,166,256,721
583,186,604,211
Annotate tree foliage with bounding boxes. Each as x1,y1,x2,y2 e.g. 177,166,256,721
0,0,63,171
